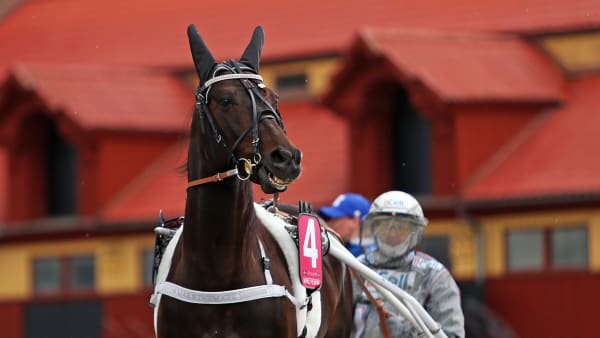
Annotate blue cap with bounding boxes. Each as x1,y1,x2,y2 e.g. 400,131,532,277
319,193,370,219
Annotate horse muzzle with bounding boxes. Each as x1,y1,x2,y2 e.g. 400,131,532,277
254,146,302,193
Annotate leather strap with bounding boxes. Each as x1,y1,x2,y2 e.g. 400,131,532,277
352,269,392,338
187,168,239,189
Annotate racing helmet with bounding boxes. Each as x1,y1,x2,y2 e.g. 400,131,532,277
361,191,428,265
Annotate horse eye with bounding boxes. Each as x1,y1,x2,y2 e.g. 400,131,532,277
217,97,233,108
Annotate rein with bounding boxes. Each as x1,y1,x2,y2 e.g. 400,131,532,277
352,270,392,338
186,158,256,189
187,168,239,189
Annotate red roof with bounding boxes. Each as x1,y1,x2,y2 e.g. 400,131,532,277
325,29,564,110
358,29,564,102
0,0,599,68
463,74,600,201
101,101,350,221
6,64,192,132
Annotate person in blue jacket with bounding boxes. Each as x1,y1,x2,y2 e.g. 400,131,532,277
319,193,370,256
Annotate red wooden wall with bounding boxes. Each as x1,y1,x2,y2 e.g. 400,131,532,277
487,273,600,338
453,103,540,186
0,302,23,338
103,293,155,338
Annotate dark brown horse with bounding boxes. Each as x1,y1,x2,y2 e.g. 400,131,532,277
154,24,353,337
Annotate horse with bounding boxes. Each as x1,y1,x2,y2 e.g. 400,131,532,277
153,24,353,338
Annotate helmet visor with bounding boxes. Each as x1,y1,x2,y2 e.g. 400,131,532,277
364,214,423,246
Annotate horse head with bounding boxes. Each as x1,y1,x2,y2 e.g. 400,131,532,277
187,24,301,194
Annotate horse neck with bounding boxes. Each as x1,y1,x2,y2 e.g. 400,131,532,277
182,123,256,281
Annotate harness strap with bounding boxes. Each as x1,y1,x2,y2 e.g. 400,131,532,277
152,236,308,310
258,239,274,285
155,281,305,307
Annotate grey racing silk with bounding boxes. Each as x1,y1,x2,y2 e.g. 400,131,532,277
352,251,465,338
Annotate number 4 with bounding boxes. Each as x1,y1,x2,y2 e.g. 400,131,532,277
303,218,319,268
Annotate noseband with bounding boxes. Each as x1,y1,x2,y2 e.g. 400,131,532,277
188,61,285,189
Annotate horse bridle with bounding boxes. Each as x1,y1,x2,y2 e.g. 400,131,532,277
187,61,285,189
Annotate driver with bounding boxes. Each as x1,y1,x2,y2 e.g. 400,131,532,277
352,191,465,338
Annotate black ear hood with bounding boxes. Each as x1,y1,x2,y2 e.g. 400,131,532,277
187,24,216,86
239,26,264,73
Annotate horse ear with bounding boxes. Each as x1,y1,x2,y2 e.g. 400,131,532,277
187,24,216,84
240,26,264,72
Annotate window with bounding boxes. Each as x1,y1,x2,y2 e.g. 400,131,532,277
69,256,95,290
33,255,95,294
275,72,308,99
506,226,588,272
276,73,307,91
142,249,155,287
552,227,588,268
507,229,544,271
34,257,61,294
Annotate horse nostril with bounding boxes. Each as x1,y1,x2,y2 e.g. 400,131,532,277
271,147,293,164
292,149,302,164
270,147,301,167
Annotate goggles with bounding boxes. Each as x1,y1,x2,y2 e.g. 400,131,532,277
363,214,423,239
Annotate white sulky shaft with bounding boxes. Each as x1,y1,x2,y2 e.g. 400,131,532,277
328,239,447,338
